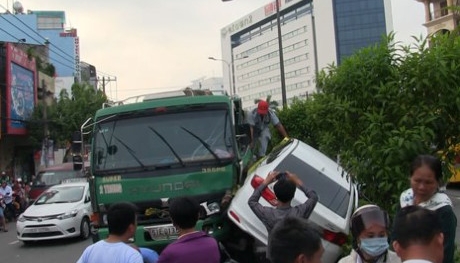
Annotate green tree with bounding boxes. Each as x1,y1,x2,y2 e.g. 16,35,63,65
27,83,107,155
277,32,460,215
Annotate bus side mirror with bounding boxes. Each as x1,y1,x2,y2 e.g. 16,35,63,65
73,155,83,171
72,131,82,154
72,131,83,170
236,123,251,146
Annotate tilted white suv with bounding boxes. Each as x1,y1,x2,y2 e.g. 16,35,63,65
227,138,358,263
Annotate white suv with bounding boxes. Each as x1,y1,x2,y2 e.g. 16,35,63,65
227,139,358,262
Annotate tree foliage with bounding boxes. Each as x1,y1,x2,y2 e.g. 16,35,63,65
27,83,107,151
277,32,460,215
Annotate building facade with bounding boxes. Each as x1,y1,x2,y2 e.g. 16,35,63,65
0,10,79,80
0,7,82,179
221,0,393,109
415,0,460,35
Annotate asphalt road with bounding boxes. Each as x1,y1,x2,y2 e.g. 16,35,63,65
0,222,92,263
0,186,459,263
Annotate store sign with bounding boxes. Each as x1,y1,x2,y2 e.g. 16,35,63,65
74,37,81,82
221,15,253,38
264,0,281,16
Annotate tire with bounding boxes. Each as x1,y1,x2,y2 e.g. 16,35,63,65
80,217,90,240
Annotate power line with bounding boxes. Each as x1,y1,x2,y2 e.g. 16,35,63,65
0,7,117,82
0,11,76,68
0,26,23,41
0,4,76,62
0,27,73,71
96,70,117,78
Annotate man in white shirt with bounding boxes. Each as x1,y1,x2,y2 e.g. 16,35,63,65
392,206,444,263
0,180,14,223
77,202,143,263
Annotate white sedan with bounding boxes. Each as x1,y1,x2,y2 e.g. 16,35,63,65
228,138,358,263
17,180,92,244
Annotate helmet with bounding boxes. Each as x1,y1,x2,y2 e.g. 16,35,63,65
351,204,389,248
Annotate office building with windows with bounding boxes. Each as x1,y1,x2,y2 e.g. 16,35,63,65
221,0,393,109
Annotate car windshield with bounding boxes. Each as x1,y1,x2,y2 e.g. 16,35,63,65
275,154,351,218
33,170,81,186
35,185,85,204
93,106,234,171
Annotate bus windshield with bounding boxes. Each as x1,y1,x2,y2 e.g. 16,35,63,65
93,108,234,171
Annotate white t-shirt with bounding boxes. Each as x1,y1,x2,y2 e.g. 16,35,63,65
77,240,143,263
0,185,13,204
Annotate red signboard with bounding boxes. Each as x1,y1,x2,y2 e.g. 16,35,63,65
5,43,37,135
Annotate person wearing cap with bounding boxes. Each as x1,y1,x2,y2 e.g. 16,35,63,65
338,204,401,263
247,100,288,158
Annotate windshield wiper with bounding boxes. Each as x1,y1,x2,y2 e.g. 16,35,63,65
111,134,147,169
148,126,185,167
180,126,221,163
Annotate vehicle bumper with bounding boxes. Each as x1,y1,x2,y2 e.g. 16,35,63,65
16,217,82,241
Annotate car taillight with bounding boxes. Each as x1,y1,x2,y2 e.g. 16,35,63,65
251,175,278,206
229,210,240,223
323,229,348,246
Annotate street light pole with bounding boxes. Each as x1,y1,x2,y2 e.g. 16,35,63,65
275,0,287,108
208,57,232,96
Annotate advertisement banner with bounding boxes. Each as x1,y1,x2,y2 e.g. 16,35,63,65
5,43,37,135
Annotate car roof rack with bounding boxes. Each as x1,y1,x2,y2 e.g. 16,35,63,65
102,88,227,108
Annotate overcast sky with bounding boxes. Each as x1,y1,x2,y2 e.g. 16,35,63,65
4,0,426,101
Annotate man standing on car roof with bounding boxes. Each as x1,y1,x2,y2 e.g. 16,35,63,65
248,100,288,159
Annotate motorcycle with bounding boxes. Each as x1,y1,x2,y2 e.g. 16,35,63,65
0,193,18,221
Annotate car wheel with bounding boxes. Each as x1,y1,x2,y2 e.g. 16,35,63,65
80,217,90,240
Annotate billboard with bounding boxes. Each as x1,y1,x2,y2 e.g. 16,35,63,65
5,43,37,135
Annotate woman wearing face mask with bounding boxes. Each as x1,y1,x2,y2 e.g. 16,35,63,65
338,205,401,263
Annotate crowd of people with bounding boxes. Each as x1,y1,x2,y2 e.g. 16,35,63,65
0,176,30,232
71,147,456,263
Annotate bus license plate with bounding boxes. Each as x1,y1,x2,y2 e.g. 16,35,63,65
145,224,179,241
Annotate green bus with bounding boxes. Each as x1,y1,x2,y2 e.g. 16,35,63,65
75,89,252,251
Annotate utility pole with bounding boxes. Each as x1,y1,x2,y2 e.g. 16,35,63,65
276,0,287,108
98,76,117,96
42,79,49,167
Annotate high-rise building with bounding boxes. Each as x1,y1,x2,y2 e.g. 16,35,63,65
415,0,460,35
221,0,393,109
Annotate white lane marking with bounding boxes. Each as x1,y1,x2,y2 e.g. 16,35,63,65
9,240,20,245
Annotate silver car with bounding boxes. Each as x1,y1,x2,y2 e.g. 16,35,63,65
227,138,358,262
